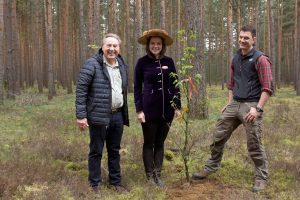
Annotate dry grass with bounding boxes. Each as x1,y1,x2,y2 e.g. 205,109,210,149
0,87,299,199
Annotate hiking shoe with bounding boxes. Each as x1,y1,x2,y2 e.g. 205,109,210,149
192,170,212,180
108,185,129,194
252,180,267,193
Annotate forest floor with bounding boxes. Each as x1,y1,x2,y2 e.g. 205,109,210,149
167,180,262,200
0,86,299,200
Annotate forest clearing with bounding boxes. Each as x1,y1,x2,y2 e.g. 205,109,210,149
1,0,300,199
0,86,299,199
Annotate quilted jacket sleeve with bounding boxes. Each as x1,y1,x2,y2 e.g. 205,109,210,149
75,58,96,119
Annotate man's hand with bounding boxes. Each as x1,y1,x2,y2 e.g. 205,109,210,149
244,107,262,123
77,118,89,131
137,111,146,123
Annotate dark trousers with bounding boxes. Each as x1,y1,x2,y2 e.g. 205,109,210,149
141,120,170,177
88,112,124,187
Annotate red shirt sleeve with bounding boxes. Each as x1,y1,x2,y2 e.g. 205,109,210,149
256,55,274,95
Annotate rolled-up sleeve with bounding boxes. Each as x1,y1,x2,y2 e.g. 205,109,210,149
256,55,274,95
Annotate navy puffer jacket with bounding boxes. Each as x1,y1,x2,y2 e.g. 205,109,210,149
75,48,129,126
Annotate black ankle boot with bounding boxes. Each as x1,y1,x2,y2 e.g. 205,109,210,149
146,173,157,186
153,171,165,188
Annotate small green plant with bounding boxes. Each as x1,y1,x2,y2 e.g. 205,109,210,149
170,29,201,182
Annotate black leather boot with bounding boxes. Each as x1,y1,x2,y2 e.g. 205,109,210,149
153,146,166,187
143,145,156,185
153,170,165,188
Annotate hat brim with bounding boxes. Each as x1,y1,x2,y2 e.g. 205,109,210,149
138,29,173,46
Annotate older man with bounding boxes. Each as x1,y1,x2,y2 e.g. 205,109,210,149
76,33,129,193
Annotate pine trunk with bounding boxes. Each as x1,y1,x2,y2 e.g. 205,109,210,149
296,0,300,95
268,0,276,92
184,0,208,119
125,0,133,92
108,0,117,33
45,0,55,100
160,0,165,29
227,0,233,84
207,0,212,87
0,0,4,104
145,0,150,30
236,0,241,48
6,0,15,99
277,0,282,89
135,0,142,61
79,0,87,64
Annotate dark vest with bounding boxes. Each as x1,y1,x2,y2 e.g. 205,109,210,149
232,48,263,102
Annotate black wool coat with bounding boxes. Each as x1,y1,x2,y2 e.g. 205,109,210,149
76,48,129,126
134,55,181,122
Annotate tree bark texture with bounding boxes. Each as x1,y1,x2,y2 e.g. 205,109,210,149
183,0,208,119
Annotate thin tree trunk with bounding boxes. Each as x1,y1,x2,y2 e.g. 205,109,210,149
45,0,55,100
160,0,165,29
284,35,291,84
125,0,133,92
277,0,282,89
236,0,241,48
219,0,225,89
11,0,19,95
145,0,150,30
6,0,16,99
37,2,44,93
268,0,276,92
135,0,142,61
79,0,87,64
151,0,155,28
227,0,233,84
87,0,95,56
175,0,181,64
207,0,212,87
263,4,268,54
295,0,300,95
255,0,260,50
0,0,4,104
64,0,72,93
108,0,117,33
94,0,101,45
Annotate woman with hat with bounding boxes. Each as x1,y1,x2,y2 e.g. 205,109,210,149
134,29,181,187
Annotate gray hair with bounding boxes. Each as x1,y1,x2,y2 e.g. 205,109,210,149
102,33,122,46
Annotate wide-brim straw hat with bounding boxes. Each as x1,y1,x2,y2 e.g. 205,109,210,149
138,29,173,46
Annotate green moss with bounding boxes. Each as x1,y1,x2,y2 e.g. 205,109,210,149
216,158,253,187
282,138,300,147
165,149,175,161
269,170,295,192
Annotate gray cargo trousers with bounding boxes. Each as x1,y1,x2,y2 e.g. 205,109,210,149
204,100,268,181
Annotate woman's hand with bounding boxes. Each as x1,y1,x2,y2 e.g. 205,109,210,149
174,109,181,119
137,111,146,123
